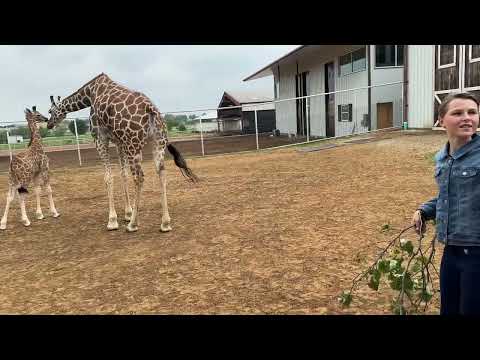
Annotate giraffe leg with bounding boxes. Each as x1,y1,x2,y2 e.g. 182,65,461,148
0,186,16,230
34,186,44,220
117,146,133,222
45,184,60,218
126,153,144,233
40,161,60,218
18,191,30,227
153,141,171,232
97,139,118,231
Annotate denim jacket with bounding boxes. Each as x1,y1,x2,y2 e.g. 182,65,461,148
419,133,480,246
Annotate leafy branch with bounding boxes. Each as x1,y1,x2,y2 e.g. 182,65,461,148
338,224,439,314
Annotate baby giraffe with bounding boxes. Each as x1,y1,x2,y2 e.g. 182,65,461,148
0,107,60,230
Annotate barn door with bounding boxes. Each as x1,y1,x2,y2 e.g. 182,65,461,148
377,102,393,129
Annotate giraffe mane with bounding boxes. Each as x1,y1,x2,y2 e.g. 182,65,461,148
59,73,109,104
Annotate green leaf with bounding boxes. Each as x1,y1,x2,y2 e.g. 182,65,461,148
338,291,353,306
400,240,414,255
378,260,390,274
368,275,380,291
402,272,414,291
411,260,422,274
419,289,433,302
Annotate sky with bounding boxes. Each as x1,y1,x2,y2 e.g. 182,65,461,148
0,45,298,124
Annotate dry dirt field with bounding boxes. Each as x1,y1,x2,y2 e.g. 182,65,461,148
0,129,446,314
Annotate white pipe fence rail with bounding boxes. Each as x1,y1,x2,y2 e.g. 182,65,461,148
0,81,405,167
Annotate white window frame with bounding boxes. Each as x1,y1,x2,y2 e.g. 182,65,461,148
374,45,404,69
469,45,480,63
438,45,456,69
339,104,351,122
339,47,366,77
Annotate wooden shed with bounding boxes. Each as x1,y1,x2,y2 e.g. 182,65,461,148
217,91,276,135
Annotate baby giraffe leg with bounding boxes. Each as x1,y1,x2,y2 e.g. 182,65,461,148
18,190,30,227
0,186,16,230
35,186,44,220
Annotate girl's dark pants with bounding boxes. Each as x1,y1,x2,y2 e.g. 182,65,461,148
440,245,480,315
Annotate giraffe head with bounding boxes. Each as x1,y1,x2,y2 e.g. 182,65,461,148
25,106,48,123
47,95,66,129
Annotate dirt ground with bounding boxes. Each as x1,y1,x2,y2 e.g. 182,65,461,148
0,129,447,314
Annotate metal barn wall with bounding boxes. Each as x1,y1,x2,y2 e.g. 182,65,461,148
370,46,404,130
407,45,434,128
334,52,369,137
274,63,297,135
298,56,326,137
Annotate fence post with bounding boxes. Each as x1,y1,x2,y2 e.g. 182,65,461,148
254,109,259,150
306,96,310,143
200,116,205,156
353,89,357,134
6,131,12,161
73,118,83,166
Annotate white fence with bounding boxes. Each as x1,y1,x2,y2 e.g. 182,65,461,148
0,81,405,168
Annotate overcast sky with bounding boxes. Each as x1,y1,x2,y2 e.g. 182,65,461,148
0,45,298,124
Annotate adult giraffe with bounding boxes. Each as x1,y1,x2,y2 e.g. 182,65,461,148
47,73,198,232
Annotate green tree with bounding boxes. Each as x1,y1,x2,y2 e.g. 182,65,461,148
9,126,30,138
178,124,186,131
68,119,89,135
53,123,68,137
39,127,50,138
0,131,7,144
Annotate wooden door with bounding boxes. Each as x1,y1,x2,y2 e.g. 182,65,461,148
377,102,393,129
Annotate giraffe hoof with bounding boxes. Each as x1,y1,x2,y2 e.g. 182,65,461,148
22,219,31,227
52,212,60,218
124,214,132,222
107,222,119,231
0,224,6,230
36,213,45,220
160,224,172,232
126,224,138,233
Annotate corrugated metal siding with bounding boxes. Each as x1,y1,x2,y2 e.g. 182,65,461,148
370,46,404,129
408,45,434,128
335,57,369,136
275,62,297,134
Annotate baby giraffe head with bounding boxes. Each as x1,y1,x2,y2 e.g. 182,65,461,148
25,106,49,125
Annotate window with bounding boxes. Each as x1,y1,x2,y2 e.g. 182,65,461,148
438,45,456,68
375,45,404,67
469,45,480,63
339,47,366,76
338,104,352,122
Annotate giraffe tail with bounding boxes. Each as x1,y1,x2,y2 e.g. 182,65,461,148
166,143,199,183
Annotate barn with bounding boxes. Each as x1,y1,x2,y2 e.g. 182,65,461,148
216,91,276,135
407,45,480,128
244,45,480,133
243,45,404,138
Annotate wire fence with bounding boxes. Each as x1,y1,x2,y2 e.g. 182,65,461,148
0,81,405,172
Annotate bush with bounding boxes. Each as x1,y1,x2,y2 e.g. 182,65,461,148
53,123,68,137
178,124,186,131
39,127,51,138
68,119,89,135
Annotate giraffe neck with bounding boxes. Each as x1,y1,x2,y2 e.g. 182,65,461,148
59,87,93,114
27,119,42,152
58,73,111,115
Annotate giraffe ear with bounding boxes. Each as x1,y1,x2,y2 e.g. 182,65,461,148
57,96,61,102
25,108,32,114
32,106,36,112
50,95,55,105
